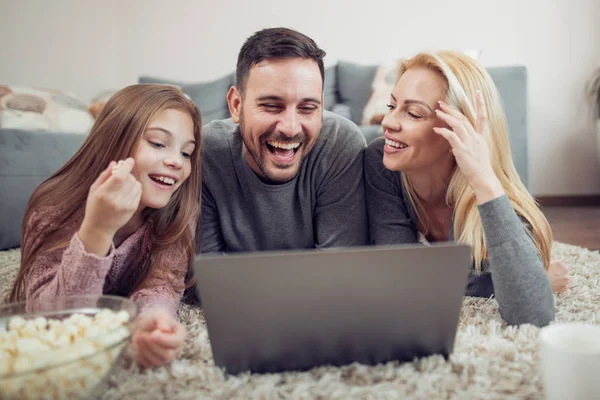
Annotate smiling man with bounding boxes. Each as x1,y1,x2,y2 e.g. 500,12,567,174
200,27,368,253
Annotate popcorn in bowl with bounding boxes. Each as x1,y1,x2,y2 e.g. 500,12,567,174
0,295,138,400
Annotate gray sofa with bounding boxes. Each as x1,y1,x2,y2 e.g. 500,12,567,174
0,61,528,250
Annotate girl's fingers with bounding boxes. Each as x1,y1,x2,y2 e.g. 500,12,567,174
127,182,143,209
122,177,140,201
135,332,169,368
112,157,135,177
105,158,135,191
145,337,176,362
150,329,185,350
138,347,164,368
90,161,116,192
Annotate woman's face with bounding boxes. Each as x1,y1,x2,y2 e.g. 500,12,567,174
382,67,454,174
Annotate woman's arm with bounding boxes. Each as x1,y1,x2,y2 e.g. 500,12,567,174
478,195,554,326
364,138,418,245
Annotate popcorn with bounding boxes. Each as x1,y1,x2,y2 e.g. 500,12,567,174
0,309,131,400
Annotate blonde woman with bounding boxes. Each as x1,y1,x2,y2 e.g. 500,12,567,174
364,51,563,326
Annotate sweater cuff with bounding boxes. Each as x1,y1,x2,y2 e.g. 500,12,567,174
477,195,526,248
65,233,115,286
137,298,179,320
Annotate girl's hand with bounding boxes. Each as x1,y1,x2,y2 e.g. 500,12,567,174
433,92,505,204
132,308,188,368
79,158,142,255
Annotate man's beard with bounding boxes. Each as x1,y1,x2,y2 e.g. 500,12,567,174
239,109,307,184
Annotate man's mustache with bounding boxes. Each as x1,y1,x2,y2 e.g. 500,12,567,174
260,131,307,144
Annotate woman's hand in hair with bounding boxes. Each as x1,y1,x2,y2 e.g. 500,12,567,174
433,92,505,204
131,308,188,369
79,158,142,256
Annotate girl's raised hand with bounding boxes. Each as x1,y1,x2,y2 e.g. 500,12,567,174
79,158,142,255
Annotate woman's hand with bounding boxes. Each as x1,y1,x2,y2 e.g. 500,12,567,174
548,258,571,293
433,92,505,204
132,308,188,369
79,158,142,256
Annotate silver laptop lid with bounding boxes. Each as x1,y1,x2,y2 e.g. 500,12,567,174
194,243,471,374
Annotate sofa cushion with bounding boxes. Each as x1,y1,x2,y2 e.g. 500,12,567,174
361,62,398,126
0,130,87,250
487,66,528,189
323,66,337,111
336,61,378,125
139,74,234,123
359,124,384,145
0,86,94,133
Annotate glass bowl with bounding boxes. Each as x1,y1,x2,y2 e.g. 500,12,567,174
0,295,138,400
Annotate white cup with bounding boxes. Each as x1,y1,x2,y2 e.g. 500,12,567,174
539,323,600,400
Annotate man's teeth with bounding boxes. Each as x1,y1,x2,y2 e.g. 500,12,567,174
154,176,175,185
385,138,408,149
267,141,300,150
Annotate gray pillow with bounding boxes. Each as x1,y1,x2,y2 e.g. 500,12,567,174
336,61,378,125
323,66,337,110
139,73,234,124
0,130,87,250
487,66,528,189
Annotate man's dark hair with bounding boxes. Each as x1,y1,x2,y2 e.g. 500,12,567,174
236,27,326,94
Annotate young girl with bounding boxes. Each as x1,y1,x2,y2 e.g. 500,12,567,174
9,84,202,368
365,51,562,327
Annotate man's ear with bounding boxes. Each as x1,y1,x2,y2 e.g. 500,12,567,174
227,86,242,124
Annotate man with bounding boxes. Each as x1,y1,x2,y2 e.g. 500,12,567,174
200,27,367,253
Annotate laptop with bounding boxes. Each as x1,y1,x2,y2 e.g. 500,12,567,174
194,242,471,374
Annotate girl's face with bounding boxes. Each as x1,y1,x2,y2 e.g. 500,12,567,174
382,67,454,174
132,108,196,209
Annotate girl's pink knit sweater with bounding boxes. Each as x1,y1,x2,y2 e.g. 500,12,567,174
24,210,196,317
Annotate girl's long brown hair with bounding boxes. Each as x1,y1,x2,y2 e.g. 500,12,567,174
9,84,202,302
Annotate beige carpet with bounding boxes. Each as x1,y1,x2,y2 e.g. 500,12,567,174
1,242,599,399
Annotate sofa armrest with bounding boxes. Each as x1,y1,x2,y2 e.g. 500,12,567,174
0,130,87,250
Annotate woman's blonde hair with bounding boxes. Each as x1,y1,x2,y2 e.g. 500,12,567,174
397,51,552,271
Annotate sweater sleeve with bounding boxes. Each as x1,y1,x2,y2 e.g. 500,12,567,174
478,195,554,326
313,118,369,248
26,232,115,302
130,215,198,318
364,138,418,245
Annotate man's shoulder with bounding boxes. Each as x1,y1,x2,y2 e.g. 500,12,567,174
313,111,366,159
365,136,385,163
364,136,404,193
202,118,237,148
201,119,239,174
320,111,365,145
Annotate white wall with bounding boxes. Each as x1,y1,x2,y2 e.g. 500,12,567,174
1,0,599,196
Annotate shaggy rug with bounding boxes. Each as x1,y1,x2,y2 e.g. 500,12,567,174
0,242,599,399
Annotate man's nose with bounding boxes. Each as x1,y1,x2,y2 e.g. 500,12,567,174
277,108,301,138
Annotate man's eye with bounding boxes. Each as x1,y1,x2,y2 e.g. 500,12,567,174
262,104,281,110
300,106,317,113
150,141,164,148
